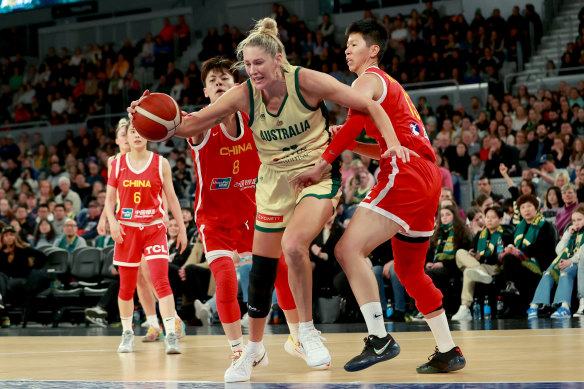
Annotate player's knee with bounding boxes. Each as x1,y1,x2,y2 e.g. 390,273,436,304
152,278,172,299
334,239,351,265
281,236,307,268
118,284,135,301
247,255,278,318
211,258,238,302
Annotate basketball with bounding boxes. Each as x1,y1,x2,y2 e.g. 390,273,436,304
131,93,182,142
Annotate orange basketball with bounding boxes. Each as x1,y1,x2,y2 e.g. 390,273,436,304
131,93,182,142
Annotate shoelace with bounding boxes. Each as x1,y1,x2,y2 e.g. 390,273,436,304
301,330,327,352
230,350,243,365
426,346,440,361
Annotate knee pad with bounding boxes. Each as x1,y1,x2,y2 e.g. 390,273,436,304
274,253,296,311
248,255,278,318
392,235,443,315
210,257,240,323
147,258,173,299
118,266,139,301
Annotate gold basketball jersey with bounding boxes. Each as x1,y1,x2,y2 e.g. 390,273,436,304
246,66,330,171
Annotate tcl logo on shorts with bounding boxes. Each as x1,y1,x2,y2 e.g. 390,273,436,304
145,245,168,255
257,213,283,223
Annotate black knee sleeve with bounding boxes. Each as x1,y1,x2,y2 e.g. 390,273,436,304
247,255,279,318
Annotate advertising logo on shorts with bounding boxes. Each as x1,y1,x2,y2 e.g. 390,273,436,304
257,213,284,223
121,208,133,219
210,177,231,190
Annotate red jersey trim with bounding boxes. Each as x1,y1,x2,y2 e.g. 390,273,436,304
364,67,388,104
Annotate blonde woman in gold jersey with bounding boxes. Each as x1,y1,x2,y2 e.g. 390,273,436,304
129,17,416,382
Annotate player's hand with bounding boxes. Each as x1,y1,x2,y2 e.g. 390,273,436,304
329,125,342,138
110,221,125,243
381,145,420,163
290,159,328,194
176,228,188,254
126,89,150,120
97,215,107,236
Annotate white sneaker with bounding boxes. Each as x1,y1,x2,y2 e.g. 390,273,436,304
451,305,472,321
284,335,306,361
224,345,268,382
195,299,212,326
165,332,182,354
241,312,249,328
298,328,331,369
466,268,493,284
117,330,134,353
574,299,584,317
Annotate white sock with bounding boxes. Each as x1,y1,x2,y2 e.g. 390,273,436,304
425,312,456,353
298,320,315,334
530,303,538,309
121,316,133,333
147,315,159,328
229,336,243,353
561,302,570,310
174,311,181,320
247,340,263,354
163,317,176,335
360,302,387,338
287,322,299,343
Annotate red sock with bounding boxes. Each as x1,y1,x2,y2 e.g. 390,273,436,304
274,253,296,310
210,257,240,323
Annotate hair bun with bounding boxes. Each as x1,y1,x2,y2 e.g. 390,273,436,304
258,18,278,36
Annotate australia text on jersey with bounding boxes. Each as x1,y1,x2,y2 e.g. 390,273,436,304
259,119,310,142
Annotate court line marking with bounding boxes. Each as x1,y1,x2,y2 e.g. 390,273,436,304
0,331,583,356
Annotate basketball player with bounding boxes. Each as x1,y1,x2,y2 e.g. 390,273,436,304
129,17,415,382
95,119,185,341
293,19,466,373
105,124,187,354
186,56,304,380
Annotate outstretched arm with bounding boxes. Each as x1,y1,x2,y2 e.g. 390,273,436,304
352,142,381,160
299,69,404,156
127,85,249,139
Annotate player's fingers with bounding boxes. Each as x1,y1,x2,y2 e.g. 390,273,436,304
120,226,126,235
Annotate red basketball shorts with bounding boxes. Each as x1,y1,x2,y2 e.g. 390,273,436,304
359,156,440,238
198,219,254,264
113,221,169,267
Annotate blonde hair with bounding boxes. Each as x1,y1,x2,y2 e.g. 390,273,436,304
235,17,290,71
116,117,129,137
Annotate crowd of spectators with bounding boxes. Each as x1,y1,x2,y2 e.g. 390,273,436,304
2,2,584,327
3,1,582,129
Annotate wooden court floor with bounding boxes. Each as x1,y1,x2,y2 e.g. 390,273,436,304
1,328,583,384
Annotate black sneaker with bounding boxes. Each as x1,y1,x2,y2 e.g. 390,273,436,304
344,333,400,372
416,346,466,374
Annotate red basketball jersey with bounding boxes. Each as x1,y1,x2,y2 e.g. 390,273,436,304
107,152,165,224
188,111,260,228
363,66,436,163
